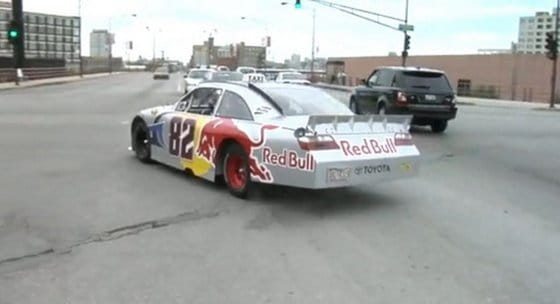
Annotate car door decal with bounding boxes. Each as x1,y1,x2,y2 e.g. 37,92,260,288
168,116,197,160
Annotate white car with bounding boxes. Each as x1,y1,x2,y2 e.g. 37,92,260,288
236,66,257,74
276,72,311,85
183,69,212,93
243,73,266,83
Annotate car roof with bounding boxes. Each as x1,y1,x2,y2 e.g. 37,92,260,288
189,69,213,72
376,66,446,74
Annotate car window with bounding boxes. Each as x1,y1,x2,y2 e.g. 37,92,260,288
175,92,193,111
215,91,253,120
399,71,453,92
367,71,378,86
188,70,210,79
186,88,223,115
376,70,394,87
261,87,352,116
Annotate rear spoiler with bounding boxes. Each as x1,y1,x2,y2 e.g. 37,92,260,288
306,114,412,134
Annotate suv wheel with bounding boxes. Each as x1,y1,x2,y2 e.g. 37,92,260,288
431,120,448,133
377,103,386,115
349,98,360,114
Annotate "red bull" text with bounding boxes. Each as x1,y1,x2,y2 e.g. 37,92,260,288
339,138,397,157
262,147,316,172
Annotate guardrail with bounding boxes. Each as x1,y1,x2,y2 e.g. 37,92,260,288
0,67,73,83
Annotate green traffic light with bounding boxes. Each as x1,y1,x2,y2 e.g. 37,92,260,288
9,30,18,39
295,0,301,9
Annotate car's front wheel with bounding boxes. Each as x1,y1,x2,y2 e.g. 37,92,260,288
132,121,151,162
431,120,448,133
223,144,251,198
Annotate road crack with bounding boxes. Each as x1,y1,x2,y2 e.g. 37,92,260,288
0,209,223,267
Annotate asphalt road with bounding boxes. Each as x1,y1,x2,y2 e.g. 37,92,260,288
0,72,559,303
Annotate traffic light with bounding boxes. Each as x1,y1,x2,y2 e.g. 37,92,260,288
295,0,302,9
7,20,21,45
404,34,411,51
545,32,558,60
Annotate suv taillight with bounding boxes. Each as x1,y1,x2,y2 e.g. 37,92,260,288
394,133,413,146
396,91,408,105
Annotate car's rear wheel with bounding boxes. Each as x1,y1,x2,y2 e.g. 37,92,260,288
132,121,151,162
431,120,448,133
223,144,251,198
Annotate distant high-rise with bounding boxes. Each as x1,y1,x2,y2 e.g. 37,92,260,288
90,30,113,58
517,8,559,54
290,54,301,68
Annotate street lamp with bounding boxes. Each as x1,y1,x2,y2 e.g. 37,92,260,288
145,26,162,69
108,13,137,74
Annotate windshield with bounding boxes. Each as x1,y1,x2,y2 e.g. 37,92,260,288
400,71,452,92
155,67,167,73
262,87,352,116
188,70,210,79
282,73,306,80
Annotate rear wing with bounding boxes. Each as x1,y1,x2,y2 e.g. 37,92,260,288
307,115,412,135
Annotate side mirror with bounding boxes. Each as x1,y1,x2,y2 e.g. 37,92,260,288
361,78,367,85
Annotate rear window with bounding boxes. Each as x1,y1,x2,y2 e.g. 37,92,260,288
282,73,306,80
399,71,452,92
261,87,352,116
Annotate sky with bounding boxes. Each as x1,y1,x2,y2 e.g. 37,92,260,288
19,0,549,63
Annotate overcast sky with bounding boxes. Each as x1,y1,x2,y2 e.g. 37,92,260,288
20,0,548,63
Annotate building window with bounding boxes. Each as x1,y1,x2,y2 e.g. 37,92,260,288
537,32,542,36
536,45,542,49
538,18,544,23
537,25,543,29
528,19,534,23
547,25,552,29
548,18,553,22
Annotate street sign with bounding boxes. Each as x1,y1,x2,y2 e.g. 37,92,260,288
399,24,414,32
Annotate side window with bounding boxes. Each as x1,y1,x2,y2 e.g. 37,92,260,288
216,91,253,120
187,88,223,115
175,92,193,111
376,70,394,87
367,71,378,86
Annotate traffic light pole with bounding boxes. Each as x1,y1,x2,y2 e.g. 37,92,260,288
11,0,25,85
401,0,409,67
551,0,559,109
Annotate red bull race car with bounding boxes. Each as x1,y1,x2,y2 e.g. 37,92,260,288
130,82,420,198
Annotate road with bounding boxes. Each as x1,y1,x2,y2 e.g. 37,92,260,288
0,72,559,303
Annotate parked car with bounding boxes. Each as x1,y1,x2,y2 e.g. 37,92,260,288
183,69,213,93
153,67,170,80
275,72,311,85
349,66,458,133
217,66,230,71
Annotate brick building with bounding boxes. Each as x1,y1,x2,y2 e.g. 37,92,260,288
327,54,557,103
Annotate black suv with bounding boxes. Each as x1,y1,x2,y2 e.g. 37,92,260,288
349,66,458,133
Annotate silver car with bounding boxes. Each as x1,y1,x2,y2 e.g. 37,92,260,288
130,82,420,198
183,69,213,93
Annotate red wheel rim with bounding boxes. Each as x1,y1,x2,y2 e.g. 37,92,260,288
226,154,246,190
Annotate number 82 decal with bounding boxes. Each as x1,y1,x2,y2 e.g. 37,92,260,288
169,117,196,160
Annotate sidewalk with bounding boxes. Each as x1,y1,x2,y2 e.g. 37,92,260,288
314,82,553,110
0,72,124,91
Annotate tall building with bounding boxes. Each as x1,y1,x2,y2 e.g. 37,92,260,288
0,1,81,62
290,54,301,68
517,8,559,54
90,30,113,58
236,42,266,68
189,38,266,69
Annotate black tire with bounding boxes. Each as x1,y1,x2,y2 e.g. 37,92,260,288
223,144,251,199
377,103,386,115
132,121,151,162
349,98,360,114
431,120,448,133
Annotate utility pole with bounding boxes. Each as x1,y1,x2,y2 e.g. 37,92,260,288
551,0,559,108
11,0,25,84
311,8,316,81
78,0,83,77
401,0,409,66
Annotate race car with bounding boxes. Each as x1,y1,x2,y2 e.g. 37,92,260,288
130,82,420,198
